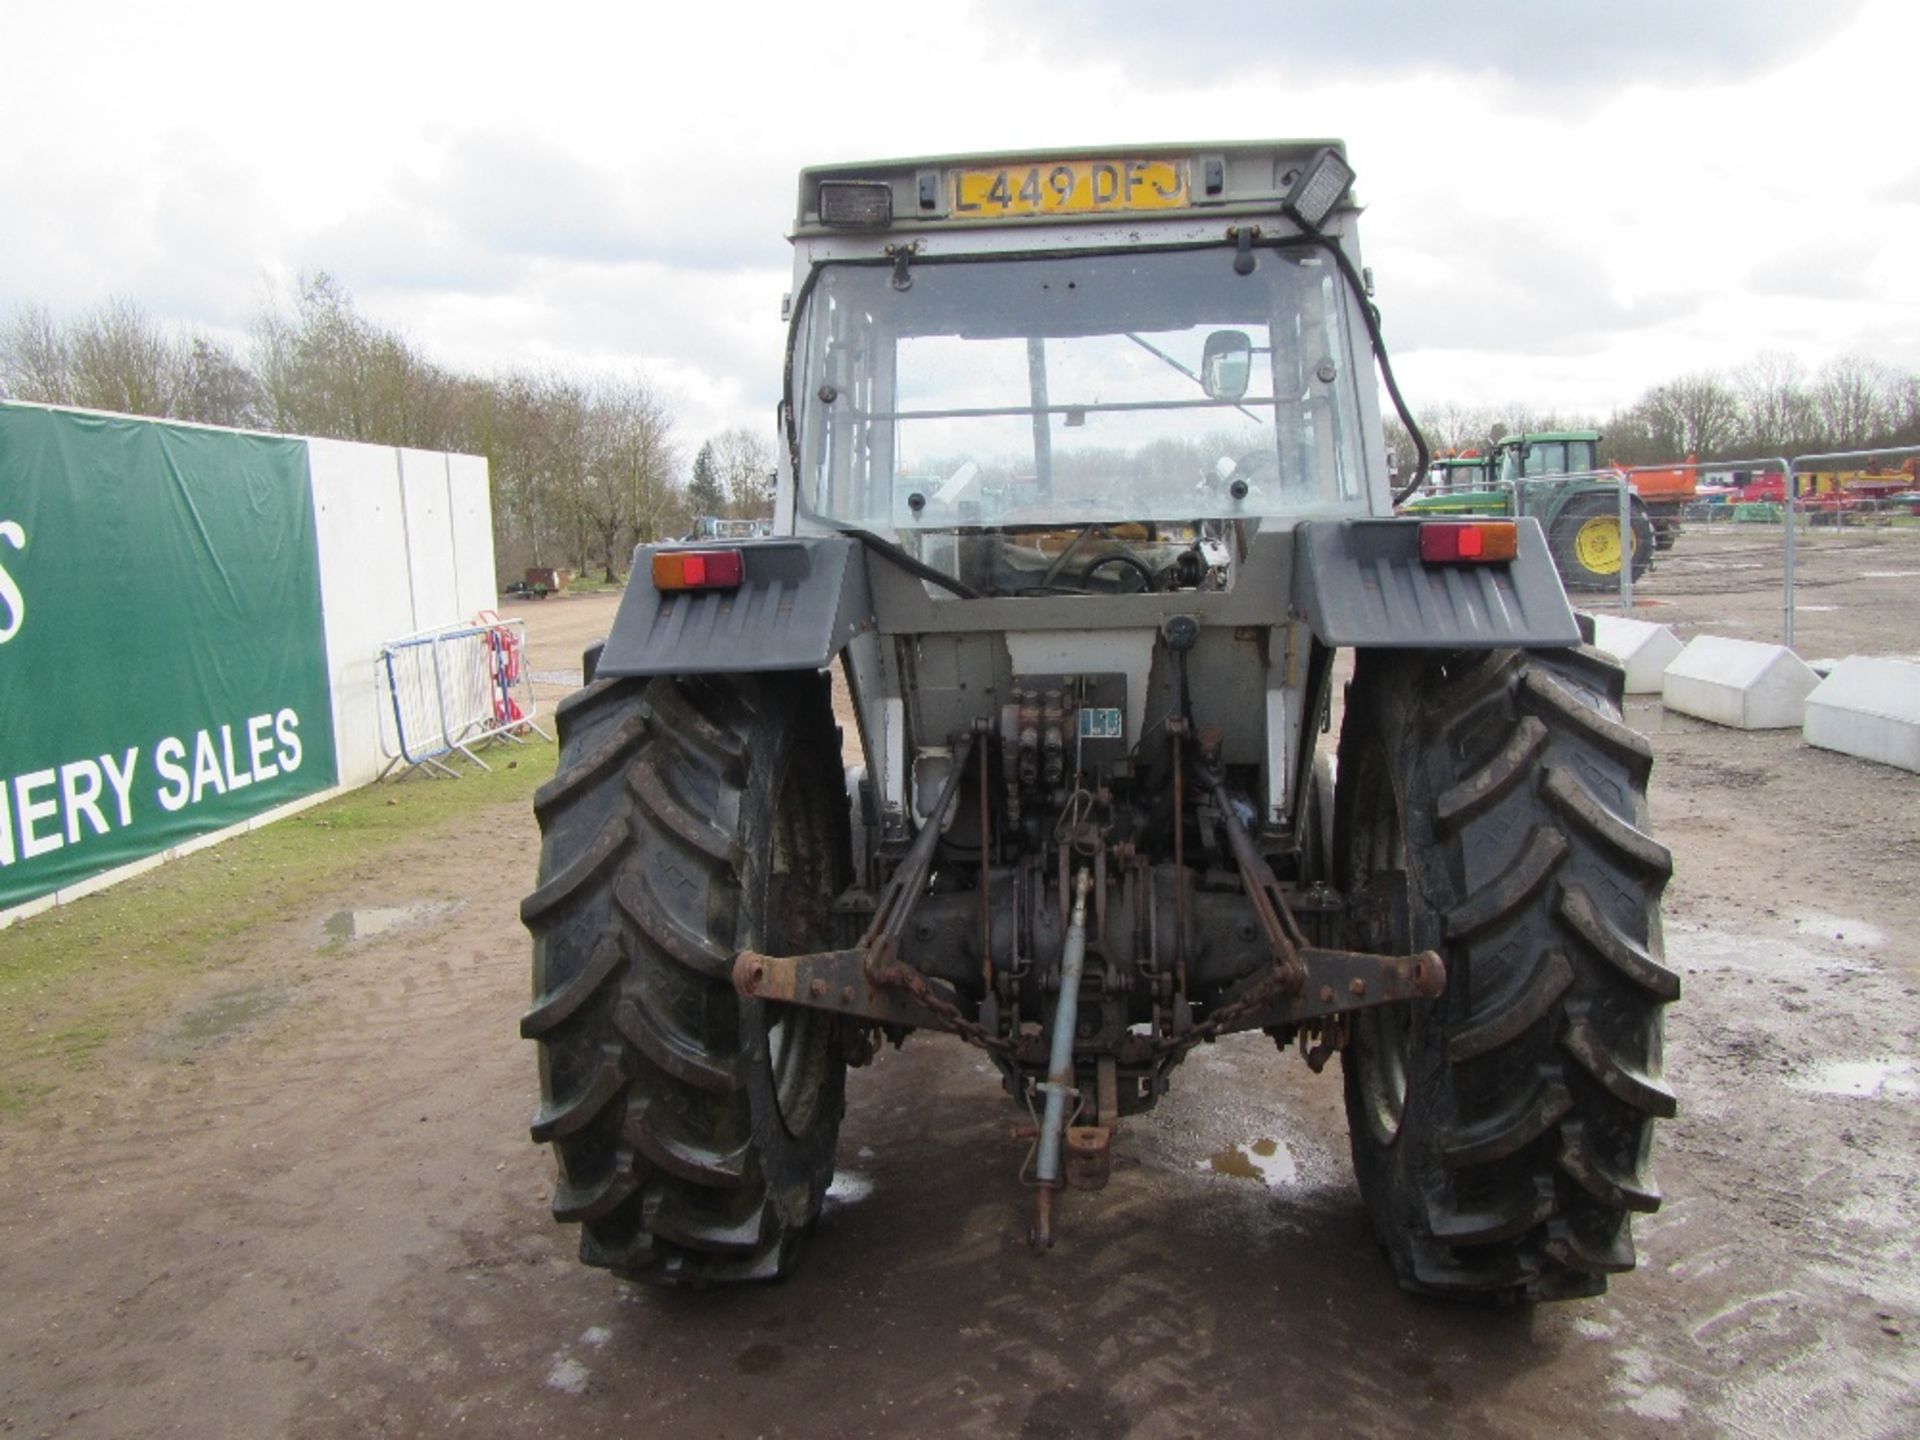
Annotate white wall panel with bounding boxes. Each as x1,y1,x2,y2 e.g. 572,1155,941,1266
308,438,415,787
398,449,461,629
447,452,499,618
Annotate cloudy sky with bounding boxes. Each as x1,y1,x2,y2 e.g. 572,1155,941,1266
4,0,1915,458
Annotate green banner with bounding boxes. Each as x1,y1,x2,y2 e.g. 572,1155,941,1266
0,405,338,910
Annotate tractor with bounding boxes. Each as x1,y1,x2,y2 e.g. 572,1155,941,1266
1405,431,1656,591
521,142,1676,1303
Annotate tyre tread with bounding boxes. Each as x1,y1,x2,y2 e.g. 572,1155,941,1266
523,673,846,1286
1435,716,1548,831
1339,644,1673,1304
1448,950,1574,1062
1438,1066,1572,1168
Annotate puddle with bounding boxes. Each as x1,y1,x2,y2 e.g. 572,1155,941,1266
1789,912,1887,948
1623,1384,1689,1422
1201,1137,1299,1188
825,1170,874,1207
1790,1058,1916,1100
1667,923,1871,978
1610,1346,1690,1423
152,982,292,1059
321,899,460,944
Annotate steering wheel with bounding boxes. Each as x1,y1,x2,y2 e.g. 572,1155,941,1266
1078,551,1158,593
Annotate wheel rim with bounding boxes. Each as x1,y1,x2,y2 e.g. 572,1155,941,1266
1353,1005,1411,1145
762,762,835,1139
1344,742,1413,1146
766,1006,829,1137
1573,515,1624,574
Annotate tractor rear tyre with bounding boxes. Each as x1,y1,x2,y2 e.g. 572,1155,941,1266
1335,633,1677,1303
1548,492,1655,590
520,669,850,1283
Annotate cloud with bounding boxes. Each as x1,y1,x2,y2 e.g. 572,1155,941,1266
419,133,794,274
1381,212,1706,357
362,257,793,458
978,0,1863,90
1881,169,1920,206
2,0,1911,447
1746,238,1893,303
294,197,530,299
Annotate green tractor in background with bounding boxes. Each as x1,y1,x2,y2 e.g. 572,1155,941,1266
1406,431,1653,591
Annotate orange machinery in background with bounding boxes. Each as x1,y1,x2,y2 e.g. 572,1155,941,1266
1618,456,1697,550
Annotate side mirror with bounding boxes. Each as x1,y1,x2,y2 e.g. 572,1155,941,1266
1201,330,1252,401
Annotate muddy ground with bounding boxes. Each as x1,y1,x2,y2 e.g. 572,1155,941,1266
2,527,1917,1439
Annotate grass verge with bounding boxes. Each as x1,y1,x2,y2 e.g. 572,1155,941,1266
0,737,556,1111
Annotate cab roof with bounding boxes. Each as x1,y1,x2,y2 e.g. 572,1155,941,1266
792,140,1352,238
1500,430,1602,445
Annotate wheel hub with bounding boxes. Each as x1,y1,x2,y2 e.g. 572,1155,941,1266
1573,516,1623,574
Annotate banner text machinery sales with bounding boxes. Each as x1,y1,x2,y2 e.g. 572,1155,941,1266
0,710,307,867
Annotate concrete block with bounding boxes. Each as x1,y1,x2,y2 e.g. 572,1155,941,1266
1585,613,1685,694
1803,657,1920,772
1662,635,1818,729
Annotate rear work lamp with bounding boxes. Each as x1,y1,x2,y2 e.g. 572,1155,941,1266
1417,521,1519,565
652,548,745,592
1283,147,1356,231
817,180,894,228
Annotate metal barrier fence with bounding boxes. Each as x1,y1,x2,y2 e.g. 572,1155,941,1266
1411,447,1920,651
377,615,550,778
1618,445,1920,648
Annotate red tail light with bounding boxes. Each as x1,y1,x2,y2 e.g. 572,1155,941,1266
1418,521,1519,565
652,548,745,591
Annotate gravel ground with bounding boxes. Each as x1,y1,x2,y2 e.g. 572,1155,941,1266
1,542,1915,1439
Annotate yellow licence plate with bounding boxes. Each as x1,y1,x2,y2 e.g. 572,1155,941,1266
950,159,1189,218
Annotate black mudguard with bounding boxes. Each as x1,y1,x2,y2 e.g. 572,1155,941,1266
1291,518,1581,649
597,536,874,677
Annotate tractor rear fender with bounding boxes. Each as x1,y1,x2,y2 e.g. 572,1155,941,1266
596,521,1580,675
596,536,874,677
1292,518,1580,649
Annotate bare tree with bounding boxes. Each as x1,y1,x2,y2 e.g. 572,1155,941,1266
0,304,74,403
1888,372,1920,447
2,281,698,589
1733,350,1816,455
252,272,458,448
1623,372,1742,460
1414,401,1501,456
175,333,261,429
68,297,177,417
707,425,776,517
1664,372,1741,456
586,378,679,577
468,371,567,571
524,374,680,581
1811,355,1896,452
